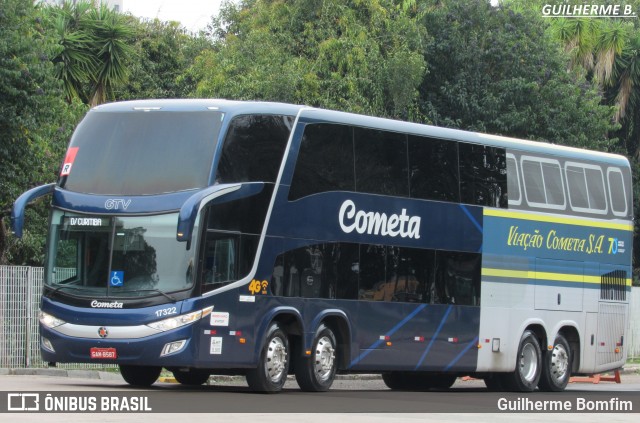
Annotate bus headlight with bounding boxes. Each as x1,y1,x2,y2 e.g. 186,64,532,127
40,311,66,329
146,306,213,332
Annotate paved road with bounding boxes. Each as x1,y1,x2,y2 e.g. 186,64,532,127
0,370,638,422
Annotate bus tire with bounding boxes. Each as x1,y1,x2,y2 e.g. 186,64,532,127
538,334,572,392
382,372,409,390
382,372,456,391
295,324,337,392
119,365,161,387
483,374,504,391
172,369,210,386
500,330,541,392
246,322,290,393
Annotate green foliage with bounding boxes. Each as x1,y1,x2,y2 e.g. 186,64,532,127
418,1,615,149
44,0,135,106
0,0,86,265
190,0,427,119
120,18,212,99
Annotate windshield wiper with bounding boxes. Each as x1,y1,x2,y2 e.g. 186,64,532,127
47,285,178,303
121,289,178,303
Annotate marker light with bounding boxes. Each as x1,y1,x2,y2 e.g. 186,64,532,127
147,306,213,332
41,337,55,353
40,311,66,328
160,340,187,357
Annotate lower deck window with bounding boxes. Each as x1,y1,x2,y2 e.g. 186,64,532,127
270,242,481,306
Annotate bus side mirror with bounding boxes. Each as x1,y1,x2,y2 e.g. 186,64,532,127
11,183,56,238
176,184,242,243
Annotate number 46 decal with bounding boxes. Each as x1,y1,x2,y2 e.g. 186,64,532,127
249,279,269,295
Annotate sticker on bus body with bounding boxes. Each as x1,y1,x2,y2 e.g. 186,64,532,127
60,147,79,176
210,337,223,355
210,312,229,326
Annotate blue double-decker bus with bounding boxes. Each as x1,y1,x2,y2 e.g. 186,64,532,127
13,99,632,392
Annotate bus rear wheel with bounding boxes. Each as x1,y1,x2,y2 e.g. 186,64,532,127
172,369,210,386
246,322,290,393
538,334,572,392
119,365,162,387
295,324,337,392
500,330,541,392
382,372,456,391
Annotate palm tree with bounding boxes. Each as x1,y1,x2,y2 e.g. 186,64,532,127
46,0,133,105
87,4,134,106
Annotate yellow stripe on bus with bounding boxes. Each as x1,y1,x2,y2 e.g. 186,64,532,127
483,209,633,231
481,268,632,286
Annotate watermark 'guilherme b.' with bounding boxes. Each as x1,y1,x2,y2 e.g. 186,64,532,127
542,3,637,18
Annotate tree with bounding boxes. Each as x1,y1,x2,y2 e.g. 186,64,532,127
44,0,134,106
417,1,615,149
189,0,427,119
119,18,212,100
0,0,86,264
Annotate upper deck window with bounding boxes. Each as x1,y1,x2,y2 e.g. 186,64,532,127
565,162,608,215
59,111,223,195
607,167,628,217
289,123,355,201
216,115,294,184
521,156,566,210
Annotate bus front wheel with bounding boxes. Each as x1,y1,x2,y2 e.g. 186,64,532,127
172,369,210,386
119,365,162,387
295,324,337,392
500,330,541,392
538,334,572,392
246,322,290,393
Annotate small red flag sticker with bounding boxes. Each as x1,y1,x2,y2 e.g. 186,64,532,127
60,147,79,176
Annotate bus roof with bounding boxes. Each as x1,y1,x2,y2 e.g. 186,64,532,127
92,99,629,168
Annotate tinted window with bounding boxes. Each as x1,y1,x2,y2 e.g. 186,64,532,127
216,115,294,183
274,243,359,299
522,160,546,204
459,144,507,208
434,251,481,306
60,111,223,195
608,168,628,216
289,124,355,200
271,241,480,305
409,135,459,202
355,128,409,197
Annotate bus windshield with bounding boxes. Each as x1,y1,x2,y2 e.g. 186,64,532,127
45,210,196,298
58,110,224,195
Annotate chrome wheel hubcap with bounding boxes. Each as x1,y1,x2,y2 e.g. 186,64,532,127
266,336,287,382
314,336,335,382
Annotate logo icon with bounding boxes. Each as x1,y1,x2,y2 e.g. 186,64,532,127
98,327,109,338
7,393,40,411
110,271,124,287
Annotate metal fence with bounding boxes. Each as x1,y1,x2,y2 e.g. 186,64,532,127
0,265,639,368
0,266,113,369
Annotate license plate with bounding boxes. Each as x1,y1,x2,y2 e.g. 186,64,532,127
90,347,117,359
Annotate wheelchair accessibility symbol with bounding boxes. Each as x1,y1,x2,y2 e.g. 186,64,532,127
110,271,124,287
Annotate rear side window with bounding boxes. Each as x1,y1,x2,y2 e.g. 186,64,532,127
607,168,628,217
521,156,565,210
565,162,607,215
506,154,521,206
